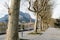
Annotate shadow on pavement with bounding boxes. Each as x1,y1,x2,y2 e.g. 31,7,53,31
20,38,29,40
0,33,6,35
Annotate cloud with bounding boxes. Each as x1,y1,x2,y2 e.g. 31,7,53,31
0,0,60,19
0,0,8,18
52,0,60,19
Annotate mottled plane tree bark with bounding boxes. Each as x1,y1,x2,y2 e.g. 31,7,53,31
5,0,20,40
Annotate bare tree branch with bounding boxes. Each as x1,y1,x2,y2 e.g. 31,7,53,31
28,7,36,12
3,2,9,9
28,0,36,12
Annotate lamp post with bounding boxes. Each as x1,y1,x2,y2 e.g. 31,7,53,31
21,21,25,38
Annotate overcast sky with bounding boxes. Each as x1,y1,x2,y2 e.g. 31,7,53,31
0,0,60,19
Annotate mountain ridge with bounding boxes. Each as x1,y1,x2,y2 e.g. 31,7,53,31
0,11,35,23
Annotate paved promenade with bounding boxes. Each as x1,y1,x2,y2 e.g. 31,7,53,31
0,27,60,40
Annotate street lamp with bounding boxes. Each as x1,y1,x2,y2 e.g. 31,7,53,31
21,21,25,37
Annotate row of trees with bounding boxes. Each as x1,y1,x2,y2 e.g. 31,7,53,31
5,0,53,40
28,0,53,32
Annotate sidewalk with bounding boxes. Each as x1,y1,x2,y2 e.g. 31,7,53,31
0,28,60,40
19,28,60,40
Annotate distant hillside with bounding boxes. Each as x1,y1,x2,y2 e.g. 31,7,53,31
0,11,35,23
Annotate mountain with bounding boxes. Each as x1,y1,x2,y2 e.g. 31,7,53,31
0,11,35,23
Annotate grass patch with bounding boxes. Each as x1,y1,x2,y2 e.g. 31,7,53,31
28,32,43,35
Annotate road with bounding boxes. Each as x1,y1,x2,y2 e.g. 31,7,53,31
0,27,60,40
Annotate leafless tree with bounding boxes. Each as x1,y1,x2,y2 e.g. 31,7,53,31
28,0,43,32
5,0,20,40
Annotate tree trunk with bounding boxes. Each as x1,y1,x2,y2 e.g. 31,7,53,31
40,18,43,31
5,0,20,40
34,13,38,32
46,23,49,29
41,20,44,31
43,22,45,31
39,16,42,31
